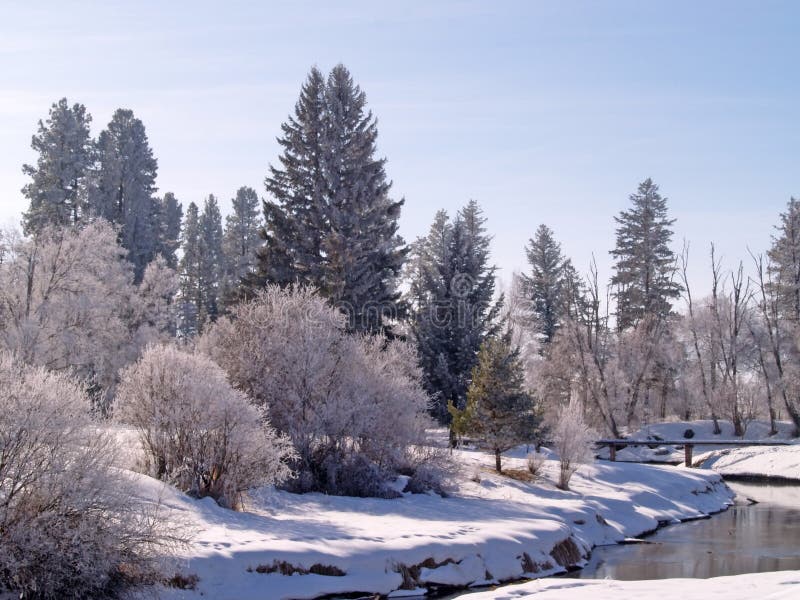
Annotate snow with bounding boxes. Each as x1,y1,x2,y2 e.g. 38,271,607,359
141,445,733,599
455,570,800,600
698,444,800,481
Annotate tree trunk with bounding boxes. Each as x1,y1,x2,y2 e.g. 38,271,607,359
495,449,502,472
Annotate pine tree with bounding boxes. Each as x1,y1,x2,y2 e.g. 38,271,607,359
767,197,800,323
317,65,407,332
253,67,327,290
222,186,262,296
248,64,407,334
90,108,159,281
409,201,502,424
519,224,573,344
22,98,94,235
610,178,681,330
155,192,183,269
450,333,537,472
199,195,224,328
178,202,201,337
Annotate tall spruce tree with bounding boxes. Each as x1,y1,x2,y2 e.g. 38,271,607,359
178,202,201,337
409,200,502,423
248,64,406,333
22,98,94,235
767,197,800,323
519,224,573,344
199,195,224,327
155,191,183,269
222,186,263,296
610,178,681,330
90,108,159,281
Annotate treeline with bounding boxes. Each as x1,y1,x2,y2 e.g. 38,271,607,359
8,63,800,444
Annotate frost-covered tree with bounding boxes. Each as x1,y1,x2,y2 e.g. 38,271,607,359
519,224,574,345
154,191,183,269
408,201,502,423
115,345,294,508
222,186,262,296
90,108,159,281
199,194,224,325
610,178,681,331
0,353,170,598
767,197,800,323
177,202,202,337
549,398,596,490
0,221,177,411
201,285,441,497
22,98,95,235
248,65,407,333
450,334,537,472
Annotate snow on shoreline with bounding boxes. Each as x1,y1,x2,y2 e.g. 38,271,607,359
151,447,733,600
697,444,800,481
455,570,800,600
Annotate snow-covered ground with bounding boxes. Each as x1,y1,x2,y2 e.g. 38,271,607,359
455,570,800,600
697,444,800,480
142,446,733,600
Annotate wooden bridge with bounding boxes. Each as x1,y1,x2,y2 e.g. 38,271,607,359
596,439,793,467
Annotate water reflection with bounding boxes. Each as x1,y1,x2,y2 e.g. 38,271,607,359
566,481,800,580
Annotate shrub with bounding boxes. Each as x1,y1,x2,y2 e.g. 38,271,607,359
114,345,294,508
201,286,441,496
0,353,168,599
526,450,546,477
549,399,596,490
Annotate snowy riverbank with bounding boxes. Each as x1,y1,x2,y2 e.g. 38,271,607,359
148,447,733,599
697,444,800,481
456,570,800,600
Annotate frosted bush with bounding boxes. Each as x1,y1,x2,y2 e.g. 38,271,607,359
526,449,546,477
202,285,442,496
114,345,294,508
550,399,596,490
0,353,169,599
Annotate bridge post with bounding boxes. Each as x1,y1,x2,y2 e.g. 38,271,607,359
684,443,693,467
609,443,616,462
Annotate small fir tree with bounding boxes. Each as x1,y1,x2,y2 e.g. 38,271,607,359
450,334,537,472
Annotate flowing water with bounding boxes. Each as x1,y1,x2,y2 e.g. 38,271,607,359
437,481,800,599
565,481,800,580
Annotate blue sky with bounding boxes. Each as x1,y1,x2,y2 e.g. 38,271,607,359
0,1,797,294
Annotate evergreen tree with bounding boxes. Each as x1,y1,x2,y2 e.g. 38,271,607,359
450,333,537,472
178,202,201,337
610,178,681,330
90,108,159,281
254,67,327,289
409,201,502,424
22,98,94,235
767,197,800,323
519,224,573,344
222,186,262,296
199,195,224,327
248,64,406,333
155,192,183,269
